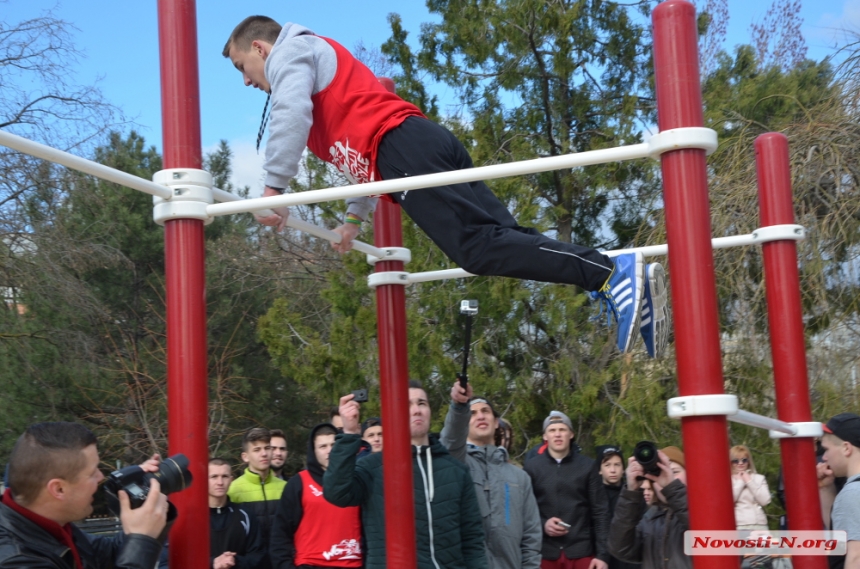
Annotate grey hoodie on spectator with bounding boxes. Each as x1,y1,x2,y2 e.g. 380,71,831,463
440,402,542,569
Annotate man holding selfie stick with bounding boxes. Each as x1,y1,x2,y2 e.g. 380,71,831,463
0,422,171,569
524,411,609,569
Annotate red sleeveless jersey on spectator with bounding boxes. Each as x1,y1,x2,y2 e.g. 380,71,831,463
293,469,363,567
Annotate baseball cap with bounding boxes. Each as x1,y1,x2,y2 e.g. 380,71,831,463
823,413,860,447
596,445,624,464
661,446,685,468
542,410,573,433
469,397,499,418
361,417,382,436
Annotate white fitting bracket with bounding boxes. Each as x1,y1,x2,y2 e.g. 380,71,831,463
667,394,739,418
667,395,821,439
769,422,823,440
367,271,411,289
367,247,412,266
648,127,719,158
152,168,214,226
752,224,805,244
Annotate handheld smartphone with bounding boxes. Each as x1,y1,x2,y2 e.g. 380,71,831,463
351,389,369,403
557,521,571,528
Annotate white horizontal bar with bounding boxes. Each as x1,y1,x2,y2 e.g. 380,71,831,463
730,410,797,435
407,268,476,284
405,233,763,284
0,130,174,200
206,143,653,217
211,187,387,259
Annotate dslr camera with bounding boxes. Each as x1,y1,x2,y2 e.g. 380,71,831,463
633,441,662,480
104,453,193,512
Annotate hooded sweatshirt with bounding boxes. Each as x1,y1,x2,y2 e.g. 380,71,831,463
262,23,424,221
323,433,487,569
440,401,542,569
270,423,361,569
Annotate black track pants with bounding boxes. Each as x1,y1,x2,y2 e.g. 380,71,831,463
376,117,613,290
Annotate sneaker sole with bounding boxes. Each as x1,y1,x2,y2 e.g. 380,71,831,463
645,263,669,358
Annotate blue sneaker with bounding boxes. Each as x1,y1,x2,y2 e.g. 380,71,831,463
591,252,645,353
640,263,669,358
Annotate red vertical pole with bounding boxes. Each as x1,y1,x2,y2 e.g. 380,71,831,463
158,1,209,568
652,3,737,569
374,80,417,569
756,133,826,569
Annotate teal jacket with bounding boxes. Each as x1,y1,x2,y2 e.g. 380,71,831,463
324,433,487,569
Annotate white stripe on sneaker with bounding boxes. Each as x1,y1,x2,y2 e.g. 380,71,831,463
539,247,614,271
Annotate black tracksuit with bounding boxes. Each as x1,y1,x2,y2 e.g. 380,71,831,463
157,498,265,569
523,447,610,562
379,117,614,290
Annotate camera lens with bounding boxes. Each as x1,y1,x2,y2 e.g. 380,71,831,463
633,441,661,478
148,454,193,495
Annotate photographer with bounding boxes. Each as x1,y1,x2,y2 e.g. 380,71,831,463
0,422,171,569
608,446,690,569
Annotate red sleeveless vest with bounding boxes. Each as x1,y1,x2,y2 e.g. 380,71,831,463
307,37,425,187
293,469,363,567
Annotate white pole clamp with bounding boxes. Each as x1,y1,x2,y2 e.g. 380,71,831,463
367,271,411,289
769,422,823,439
152,169,214,226
648,127,719,158
367,247,412,266
667,394,738,418
752,224,805,244
667,395,821,438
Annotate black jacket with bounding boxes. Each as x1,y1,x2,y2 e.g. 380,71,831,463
158,499,266,569
0,500,164,569
523,447,609,561
210,499,265,568
270,423,345,569
602,484,641,569
607,479,691,569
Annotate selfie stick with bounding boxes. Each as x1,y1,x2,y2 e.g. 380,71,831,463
457,300,478,389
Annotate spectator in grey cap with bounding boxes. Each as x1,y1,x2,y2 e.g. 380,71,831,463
818,412,860,569
441,382,541,569
524,411,609,569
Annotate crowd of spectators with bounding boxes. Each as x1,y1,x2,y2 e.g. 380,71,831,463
1,403,857,569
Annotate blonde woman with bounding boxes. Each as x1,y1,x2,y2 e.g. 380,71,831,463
730,445,771,530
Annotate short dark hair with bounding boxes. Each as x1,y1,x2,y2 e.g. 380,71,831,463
313,425,338,442
269,429,286,440
222,16,282,57
242,427,271,452
209,457,232,469
329,406,341,419
8,422,98,506
408,379,424,390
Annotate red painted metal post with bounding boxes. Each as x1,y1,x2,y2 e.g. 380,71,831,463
652,3,737,568
374,201,417,569
756,133,826,569
158,1,209,568
374,79,417,569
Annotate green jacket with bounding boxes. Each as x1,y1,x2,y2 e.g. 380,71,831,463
227,468,286,539
324,433,487,569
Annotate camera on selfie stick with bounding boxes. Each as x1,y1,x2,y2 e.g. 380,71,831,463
457,300,479,390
